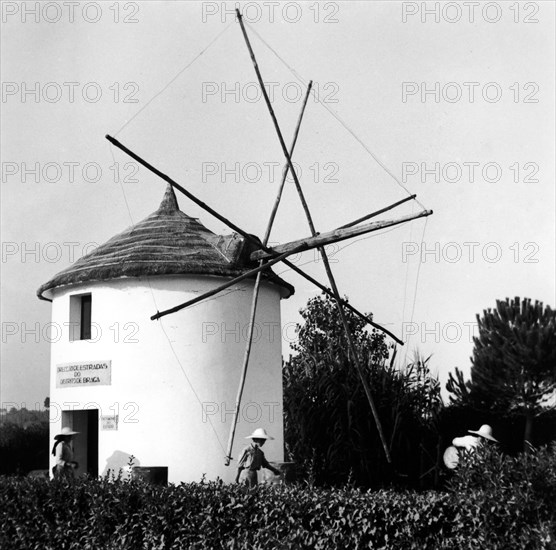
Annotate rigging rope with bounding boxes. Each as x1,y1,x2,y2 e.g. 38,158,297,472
113,22,234,137
107,146,228,456
402,202,416,339
106,21,241,456
245,22,428,211
108,143,135,223
403,216,429,365
244,22,433,364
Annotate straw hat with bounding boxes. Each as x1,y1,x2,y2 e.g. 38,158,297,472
54,427,79,440
245,428,274,440
468,424,498,443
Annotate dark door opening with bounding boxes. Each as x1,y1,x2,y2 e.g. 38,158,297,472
62,409,98,477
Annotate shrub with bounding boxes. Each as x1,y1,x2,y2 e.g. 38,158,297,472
445,443,556,549
0,420,49,475
1,446,554,550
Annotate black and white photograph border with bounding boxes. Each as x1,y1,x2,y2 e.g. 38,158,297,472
1,1,555,548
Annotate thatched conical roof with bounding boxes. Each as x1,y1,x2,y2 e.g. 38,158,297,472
37,185,294,300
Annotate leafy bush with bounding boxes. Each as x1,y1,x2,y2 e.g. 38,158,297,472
0,420,49,475
1,446,554,550
446,443,556,549
438,402,556,457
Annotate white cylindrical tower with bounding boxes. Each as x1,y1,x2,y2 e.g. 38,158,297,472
38,186,293,483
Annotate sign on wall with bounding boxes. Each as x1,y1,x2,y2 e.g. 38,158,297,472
101,415,119,430
56,360,111,388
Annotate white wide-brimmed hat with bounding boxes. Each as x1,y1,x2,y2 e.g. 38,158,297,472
54,427,79,440
245,428,274,440
468,424,498,443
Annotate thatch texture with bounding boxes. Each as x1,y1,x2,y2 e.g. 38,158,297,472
37,185,294,300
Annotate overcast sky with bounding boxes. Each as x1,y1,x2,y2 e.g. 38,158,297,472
1,1,554,408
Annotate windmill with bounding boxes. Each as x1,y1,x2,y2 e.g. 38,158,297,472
106,10,432,467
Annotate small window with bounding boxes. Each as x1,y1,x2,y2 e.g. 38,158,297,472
69,293,92,341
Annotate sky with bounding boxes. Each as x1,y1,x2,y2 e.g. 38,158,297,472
1,1,555,409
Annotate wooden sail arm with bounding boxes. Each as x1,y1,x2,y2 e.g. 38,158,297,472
237,7,397,465
105,135,408,346
338,194,416,229
150,250,294,321
104,136,428,341
151,249,404,344
250,208,433,261
223,81,313,466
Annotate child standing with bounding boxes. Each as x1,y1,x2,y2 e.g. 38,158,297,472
235,428,281,487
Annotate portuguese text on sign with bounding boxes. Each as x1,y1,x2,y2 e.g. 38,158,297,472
101,415,118,430
56,360,111,388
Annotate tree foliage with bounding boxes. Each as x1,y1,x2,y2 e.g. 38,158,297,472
283,293,442,488
0,408,49,475
447,297,556,448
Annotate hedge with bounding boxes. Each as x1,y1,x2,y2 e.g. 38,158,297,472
0,420,49,475
1,445,555,549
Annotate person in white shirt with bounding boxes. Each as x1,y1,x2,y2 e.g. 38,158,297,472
51,427,79,479
443,424,499,469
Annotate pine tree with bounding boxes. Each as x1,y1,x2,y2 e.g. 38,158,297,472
468,297,556,449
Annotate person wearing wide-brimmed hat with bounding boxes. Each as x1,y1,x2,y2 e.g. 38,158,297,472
51,427,79,479
467,424,498,443
235,428,282,487
443,424,499,469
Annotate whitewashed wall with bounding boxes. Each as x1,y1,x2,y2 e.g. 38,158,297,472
46,275,285,483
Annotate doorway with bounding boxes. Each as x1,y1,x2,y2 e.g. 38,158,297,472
62,409,98,477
